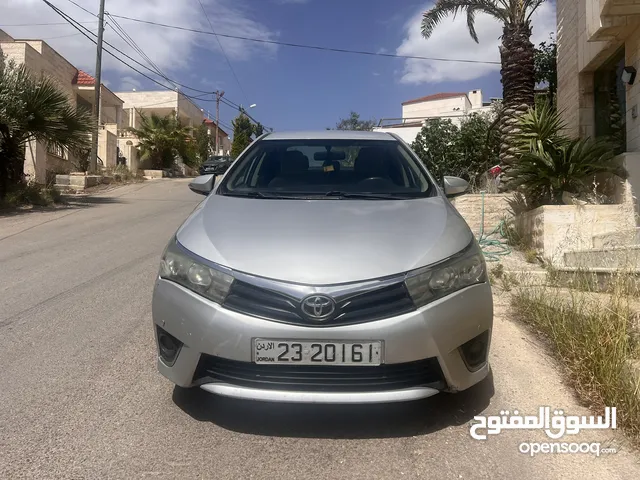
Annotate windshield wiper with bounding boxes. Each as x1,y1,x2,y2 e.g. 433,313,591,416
221,191,283,199
323,191,407,200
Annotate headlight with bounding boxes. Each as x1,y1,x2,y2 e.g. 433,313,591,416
404,241,487,308
159,238,234,304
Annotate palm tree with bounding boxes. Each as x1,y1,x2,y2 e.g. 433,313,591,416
128,111,192,169
421,0,546,166
0,54,92,198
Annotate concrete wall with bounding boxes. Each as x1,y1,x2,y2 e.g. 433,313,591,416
468,89,483,109
516,204,637,265
118,138,140,172
0,30,13,42
450,194,513,236
98,128,118,168
402,96,469,120
372,125,423,145
115,90,204,131
116,90,178,110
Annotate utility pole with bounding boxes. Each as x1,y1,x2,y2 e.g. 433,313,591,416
215,90,224,156
89,0,106,174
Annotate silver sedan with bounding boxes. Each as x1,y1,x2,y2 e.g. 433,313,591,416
152,130,492,404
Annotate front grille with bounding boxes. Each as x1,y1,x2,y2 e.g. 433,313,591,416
223,280,416,327
194,355,445,392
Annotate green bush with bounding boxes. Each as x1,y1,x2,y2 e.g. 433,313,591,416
504,105,627,206
0,182,62,208
411,113,499,185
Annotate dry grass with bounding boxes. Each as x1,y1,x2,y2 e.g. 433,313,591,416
511,274,640,445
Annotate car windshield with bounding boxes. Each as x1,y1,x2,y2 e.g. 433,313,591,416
217,139,435,199
205,156,228,165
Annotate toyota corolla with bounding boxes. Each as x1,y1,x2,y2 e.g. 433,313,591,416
152,130,492,404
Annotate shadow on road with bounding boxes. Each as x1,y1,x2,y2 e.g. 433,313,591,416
172,369,495,439
0,196,126,218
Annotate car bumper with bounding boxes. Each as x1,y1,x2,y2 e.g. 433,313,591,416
151,279,493,403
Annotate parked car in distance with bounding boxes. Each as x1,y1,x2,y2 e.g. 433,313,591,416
199,155,233,176
155,130,492,405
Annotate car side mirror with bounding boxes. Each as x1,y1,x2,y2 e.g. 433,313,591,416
443,176,469,197
189,174,215,196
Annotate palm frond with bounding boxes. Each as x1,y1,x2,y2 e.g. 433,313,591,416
525,0,547,22
421,0,507,42
513,103,569,154
505,135,626,204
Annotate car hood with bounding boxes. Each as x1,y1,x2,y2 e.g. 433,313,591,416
176,194,473,285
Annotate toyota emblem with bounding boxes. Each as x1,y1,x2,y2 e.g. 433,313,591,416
301,295,336,321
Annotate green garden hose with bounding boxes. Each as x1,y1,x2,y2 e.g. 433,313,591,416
477,191,511,262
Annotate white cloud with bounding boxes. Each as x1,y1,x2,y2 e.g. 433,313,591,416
274,0,310,4
119,76,142,90
0,0,277,78
395,2,556,84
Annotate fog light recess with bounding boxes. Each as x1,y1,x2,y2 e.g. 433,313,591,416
459,330,489,372
156,326,183,366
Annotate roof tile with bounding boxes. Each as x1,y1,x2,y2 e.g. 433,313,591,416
72,70,95,86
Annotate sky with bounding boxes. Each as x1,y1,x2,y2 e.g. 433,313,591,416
0,0,557,133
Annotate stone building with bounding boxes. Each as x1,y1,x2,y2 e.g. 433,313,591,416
112,90,206,170
557,0,640,214
374,90,500,144
0,30,123,183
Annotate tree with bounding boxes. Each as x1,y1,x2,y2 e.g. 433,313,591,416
411,118,461,182
421,1,547,167
128,111,191,169
194,123,212,165
231,113,253,159
253,122,264,137
458,112,500,184
335,111,376,131
534,36,557,108
0,51,92,198
411,114,500,186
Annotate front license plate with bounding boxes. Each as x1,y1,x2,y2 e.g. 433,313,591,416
254,339,382,366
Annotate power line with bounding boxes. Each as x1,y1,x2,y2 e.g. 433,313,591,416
40,29,97,40
64,4,253,111
64,0,96,16
106,14,177,90
110,13,501,66
60,1,210,95
42,2,204,96
124,92,215,109
49,3,216,95
41,1,271,130
195,0,250,103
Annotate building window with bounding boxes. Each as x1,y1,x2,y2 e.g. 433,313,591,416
47,144,66,159
594,48,626,154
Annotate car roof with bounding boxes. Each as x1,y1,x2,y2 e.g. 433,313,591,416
262,130,396,141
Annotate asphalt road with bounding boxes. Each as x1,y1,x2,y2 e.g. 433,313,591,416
1,179,639,479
